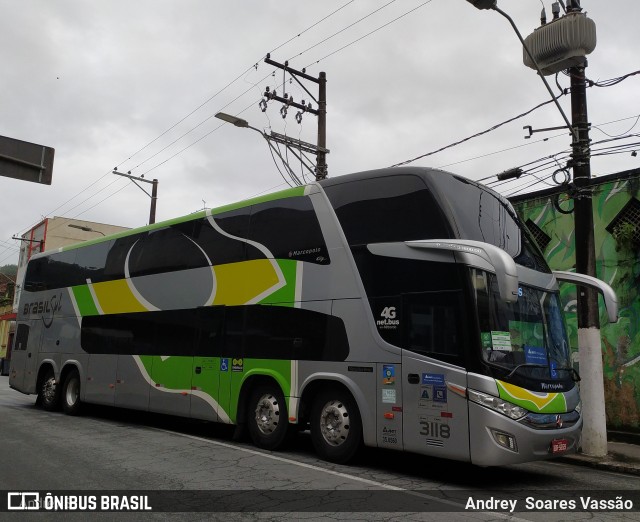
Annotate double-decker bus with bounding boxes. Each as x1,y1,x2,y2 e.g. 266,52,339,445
9,167,617,466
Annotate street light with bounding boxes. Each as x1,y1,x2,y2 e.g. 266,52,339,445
215,112,326,183
214,113,250,129
67,224,106,237
215,112,304,186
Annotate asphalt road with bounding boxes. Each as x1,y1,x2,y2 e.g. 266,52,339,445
0,375,638,521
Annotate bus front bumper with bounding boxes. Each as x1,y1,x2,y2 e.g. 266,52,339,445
469,402,582,467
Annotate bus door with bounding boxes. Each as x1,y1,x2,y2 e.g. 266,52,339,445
400,291,470,462
23,324,42,393
9,323,35,392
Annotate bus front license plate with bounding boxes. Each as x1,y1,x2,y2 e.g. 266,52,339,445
551,438,569,454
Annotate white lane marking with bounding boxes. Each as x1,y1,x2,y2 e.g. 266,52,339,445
151,427,530,519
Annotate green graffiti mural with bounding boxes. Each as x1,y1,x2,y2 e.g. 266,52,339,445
512,170,640,430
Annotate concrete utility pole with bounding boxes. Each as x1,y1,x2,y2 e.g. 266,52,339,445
565,1,607,457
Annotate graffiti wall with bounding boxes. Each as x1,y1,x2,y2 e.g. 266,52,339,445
512,169,640,431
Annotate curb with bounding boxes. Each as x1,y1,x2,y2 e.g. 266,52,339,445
558,454,640,476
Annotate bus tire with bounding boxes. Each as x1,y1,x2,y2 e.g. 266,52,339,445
311,387,362,464
38,369,61,412
247,383,289,451
61,369,82,416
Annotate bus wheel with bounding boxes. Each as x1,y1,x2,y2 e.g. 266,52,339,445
247,383,289,451
311,387,362,464
38,370,60,412
62,370,82,416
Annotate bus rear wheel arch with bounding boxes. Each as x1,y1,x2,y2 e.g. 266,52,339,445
61,368,82,416
310,385,362,464
246,380,290,451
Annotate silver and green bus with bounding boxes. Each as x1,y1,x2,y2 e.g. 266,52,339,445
9,167,617,466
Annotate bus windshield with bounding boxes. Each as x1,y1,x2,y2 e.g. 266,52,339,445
472,269,572,383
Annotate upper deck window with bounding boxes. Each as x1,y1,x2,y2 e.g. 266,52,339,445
323,174,451,246
427,174,550,272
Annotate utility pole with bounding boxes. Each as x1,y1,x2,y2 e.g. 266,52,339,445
112,169,159,225
262,54,329,180
316,72,328,180
566,0,606,457
149,178,158,225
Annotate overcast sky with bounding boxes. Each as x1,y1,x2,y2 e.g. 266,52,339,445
1,0,638,265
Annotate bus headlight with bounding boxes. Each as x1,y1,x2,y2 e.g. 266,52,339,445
468,389,528,420
574,401,582,414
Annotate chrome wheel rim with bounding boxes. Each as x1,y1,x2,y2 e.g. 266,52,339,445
65,377,79,407
254,393,280,435
42,377,57,405
319,399,350,447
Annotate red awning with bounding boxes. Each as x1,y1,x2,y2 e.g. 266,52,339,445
0,312,16,321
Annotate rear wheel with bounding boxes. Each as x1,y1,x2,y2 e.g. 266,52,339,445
311,387,362,464
247,383,289,451
61,370,82,416
38,370,60,412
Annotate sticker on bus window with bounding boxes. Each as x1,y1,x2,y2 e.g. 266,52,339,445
524,345,547,365
490,331,512,351
382,365,395,385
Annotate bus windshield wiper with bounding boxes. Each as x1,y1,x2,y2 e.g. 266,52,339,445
505,364,581,381
552,366,581,382
505,363,548,379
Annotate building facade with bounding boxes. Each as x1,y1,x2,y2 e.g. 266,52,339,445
511,168,640,431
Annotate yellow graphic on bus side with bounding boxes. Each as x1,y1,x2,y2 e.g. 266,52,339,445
212,259,282,306
91,279,148,314
496,380,568,413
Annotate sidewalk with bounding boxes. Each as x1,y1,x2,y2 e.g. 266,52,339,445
560,432,640,475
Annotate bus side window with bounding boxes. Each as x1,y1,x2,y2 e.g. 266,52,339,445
104,234,142,280
14,324,29,351
24,257,48,292
128,225,211,277
403,291,464,361
248,197,330,264
192,208,251,266
75,240,112,284
46,250,79,289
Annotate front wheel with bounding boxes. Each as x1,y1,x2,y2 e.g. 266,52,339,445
311,387,362,464
247,383,289,451
62,370,82,416
38,370,60,412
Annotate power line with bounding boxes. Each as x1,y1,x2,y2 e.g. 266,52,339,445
287,0,398,62
588,69,640,88
270,0,356,56
391,94,566,168
305,0,434,69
